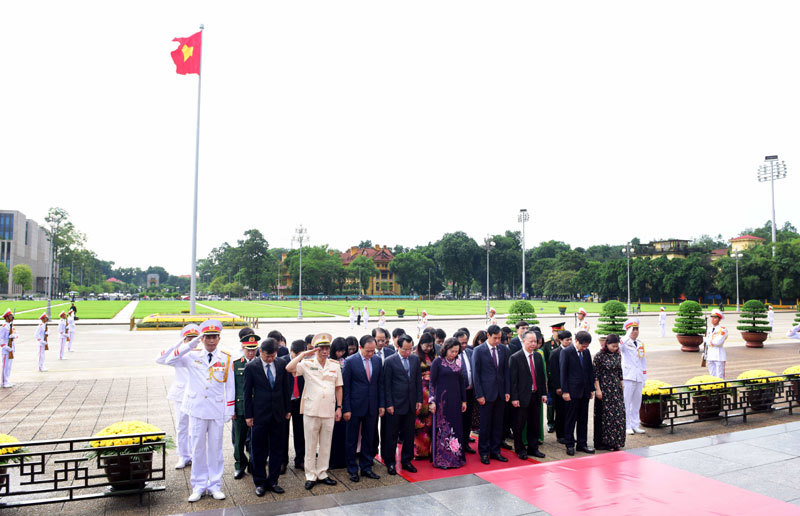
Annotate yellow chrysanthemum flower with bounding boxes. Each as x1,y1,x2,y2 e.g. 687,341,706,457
686,375,727,391
737,369,784,384
0,434,21,455
642,380,672,397
783,365,800,377
89,421,165,448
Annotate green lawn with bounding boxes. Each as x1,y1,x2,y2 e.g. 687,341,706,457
6,301,70,319
133,301,215,319
203,301,334,318
14,300,130,320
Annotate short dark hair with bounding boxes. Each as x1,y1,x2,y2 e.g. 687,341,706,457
435,328,446,341
267,330,285,344
392,328,405,339
515,320,530,329
575,331,592,345
440,337,460,358
396,334,413,349
304,334,314,345
359,335,375,348
472,330,488,347
331,337,348,357
458,327,470,339
371,327,389,339
453,330,468,340
345,336,358,350
423,327,436,335
500,332,509,345
558,330,572,341
487,325,501,336
417,332,436,360
260,338,278,354
605,333,620,345
291,339,306,355
501,326,513,336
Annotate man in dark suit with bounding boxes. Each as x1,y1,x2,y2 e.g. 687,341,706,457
508,320,529,356
371,328,395,458
382,334,421,475
471,324,510,464
342,335,385,482
560,330,595,456
548,330,572,444
509,330,547,460
244,338,292,496
455,330,476,454
284,340,306,472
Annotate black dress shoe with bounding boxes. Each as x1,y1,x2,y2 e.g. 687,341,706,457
255,486,267,497
500,442,513,450
469,437,476,443
349,473,360,482
280,463,287,475
557,438,566,444
234,469,245,480
465,446,476,454
360,469,380,480
320,476,337,486
401,462,417,473
566,447,575,456
530,450,546,459
480,455,490,464
387,465,397,475
294,462,305,470
547,425,555,433
490,453,508,462
270,484,285,494
304,480,316,490
577,446,595,454
517,452,528,460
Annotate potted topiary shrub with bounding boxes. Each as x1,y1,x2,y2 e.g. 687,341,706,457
596,300,626,337
557,305,567,316
505,300,540,327
736,299,771,348
672,300,706,352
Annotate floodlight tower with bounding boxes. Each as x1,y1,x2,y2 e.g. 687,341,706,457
293,225,308,319
757,155,787,257
518,209,529,298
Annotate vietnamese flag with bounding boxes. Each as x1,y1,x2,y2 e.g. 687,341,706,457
171,31,202,75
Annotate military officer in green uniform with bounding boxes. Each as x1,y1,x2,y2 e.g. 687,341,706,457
233,328,260,479
544,322,564,433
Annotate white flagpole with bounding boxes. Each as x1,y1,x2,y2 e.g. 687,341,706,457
190,23,204,316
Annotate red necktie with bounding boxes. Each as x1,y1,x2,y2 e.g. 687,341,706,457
365,358,371,381
529,353,537,391
293,375,300,399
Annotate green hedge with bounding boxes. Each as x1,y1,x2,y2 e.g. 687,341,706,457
672,300,705,336
597,300,626,336
736,299,771,333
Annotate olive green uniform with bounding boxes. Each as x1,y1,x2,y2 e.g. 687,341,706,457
232,355,250,472
543,338,555,430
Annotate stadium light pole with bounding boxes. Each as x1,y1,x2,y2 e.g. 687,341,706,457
518,209,529,299
758,155,788,257
733,250,743,311
622,242,635,313
293,225,308,319
484,235,495,320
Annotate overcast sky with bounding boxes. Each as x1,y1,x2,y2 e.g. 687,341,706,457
2,1,799,274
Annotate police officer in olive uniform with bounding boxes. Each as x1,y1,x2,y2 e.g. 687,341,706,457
233,328,261,479
544,322,564,433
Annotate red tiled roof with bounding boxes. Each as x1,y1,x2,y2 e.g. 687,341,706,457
711,249,728,256
106,277,124,283
730,235,765,242
341,246,395,265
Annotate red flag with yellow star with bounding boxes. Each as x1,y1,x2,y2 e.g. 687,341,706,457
171,31,202,75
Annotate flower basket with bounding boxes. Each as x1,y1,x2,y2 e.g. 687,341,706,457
557,305,567,315
396,308,405,318
736,300,771,348
783,365,800,399
686,375,727,420
672,301,705,352
0,433,28,490
102,452,154,491
738,370,782,411
640,380,672,427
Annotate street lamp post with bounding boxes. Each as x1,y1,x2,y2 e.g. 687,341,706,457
622,242,635,313
484,235,495,320
292,225,308,319
428,269,431,300
757,155,788,257
518,209,529,299
46,224,54,318
733,250,743,311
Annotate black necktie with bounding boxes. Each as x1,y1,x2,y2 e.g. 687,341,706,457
578,350,584,368
208,352,213,364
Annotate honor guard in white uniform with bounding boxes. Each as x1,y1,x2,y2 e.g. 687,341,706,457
787,322,800,353
58,311,68,359
704,309,728,378
285,333,343,489
1,309,17,387
35,313,49,372
166,319,235,502
621,318,647,434
363,306,370,329
768,306,775,334
157,323,200,469
348,307,356,329
67,309,76,352
418,310,429,335
378,309,387,329
575,308,590,333
658,307,667,338
488,307,497,327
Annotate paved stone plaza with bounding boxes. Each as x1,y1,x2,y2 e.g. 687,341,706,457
1,311,799,514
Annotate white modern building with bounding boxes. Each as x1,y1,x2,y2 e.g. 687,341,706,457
0,210,50,296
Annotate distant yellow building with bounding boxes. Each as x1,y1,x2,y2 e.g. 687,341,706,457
729,234,765,254
648,239,690,259
341,245,402,295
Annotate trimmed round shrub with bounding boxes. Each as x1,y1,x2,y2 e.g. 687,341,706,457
505,300,539,326
672,300,705,336
597,300,626,336
736,299,771,333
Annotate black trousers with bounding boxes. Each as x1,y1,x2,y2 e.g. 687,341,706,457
553,395,566,439
283,398,304,467
503,399,514,439
563,397,590,448
346,413,377,474
513,398,542,454
461,388,475,449
383,410,414,466
478,398,504,456
250,420,285,488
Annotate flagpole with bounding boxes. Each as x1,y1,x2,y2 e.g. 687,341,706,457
190,23,204,316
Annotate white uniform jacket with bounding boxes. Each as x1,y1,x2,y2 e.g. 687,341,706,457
0,322,17,351
621,337,647,382
165,339,235,421
157,339,191,402
59,319,68,339
787,323,800,340
35,323,48,345
704,325,728,362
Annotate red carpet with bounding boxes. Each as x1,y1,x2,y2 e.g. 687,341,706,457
379,441,539,482
478,451,800,515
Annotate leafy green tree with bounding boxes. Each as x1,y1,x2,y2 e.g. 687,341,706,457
11,264,32,296
209,276,226,294
389,251,436,294
435,232,480,298
348,255,379,294
284,245,345,295
0,262,8,290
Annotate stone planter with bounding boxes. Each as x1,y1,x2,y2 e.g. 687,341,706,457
599,336,607,347
639,400,667,428
558,307,567,315
102,452,153,491
396,309,405,318
744,385,776,412
693,392,724,420
741,332,768,348
676,334,703,352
